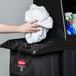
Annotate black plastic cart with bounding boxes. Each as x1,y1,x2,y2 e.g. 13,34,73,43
1,0,76,76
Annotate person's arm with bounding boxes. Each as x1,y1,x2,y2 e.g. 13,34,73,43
0,19,40,33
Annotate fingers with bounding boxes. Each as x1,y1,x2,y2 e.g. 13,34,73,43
31,24,40,28
30,28,40,32
30,19,38,24
29,19,40,32
30,24,40,32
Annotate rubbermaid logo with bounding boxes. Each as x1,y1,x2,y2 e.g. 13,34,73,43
18,60,26,66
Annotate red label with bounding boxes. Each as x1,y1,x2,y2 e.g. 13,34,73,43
69,21,72,24
18,60,26,66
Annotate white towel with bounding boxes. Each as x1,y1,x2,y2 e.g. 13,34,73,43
25,4,53,44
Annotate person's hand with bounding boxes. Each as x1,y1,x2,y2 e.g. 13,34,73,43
19,19,40,33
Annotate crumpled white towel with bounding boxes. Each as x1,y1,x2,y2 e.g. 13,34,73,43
25,4,53,44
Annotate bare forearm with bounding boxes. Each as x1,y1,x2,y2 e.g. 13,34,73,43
0,20,40,33
0,23,21,33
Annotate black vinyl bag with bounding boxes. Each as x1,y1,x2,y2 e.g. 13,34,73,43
1,38,60,76
10,52,60,76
